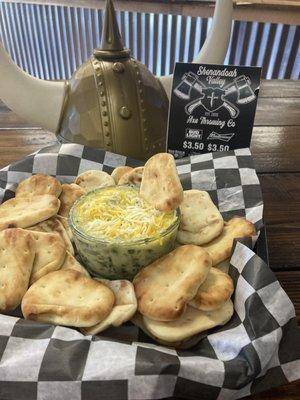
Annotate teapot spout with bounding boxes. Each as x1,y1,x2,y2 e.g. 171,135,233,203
0,42,67,133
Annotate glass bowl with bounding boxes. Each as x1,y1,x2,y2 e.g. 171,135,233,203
69,186,180,280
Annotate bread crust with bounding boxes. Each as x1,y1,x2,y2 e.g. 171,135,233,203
0,228,35,312
58,183,85,217
22,269,115,328
133,245,212,321
189,267,234,311
81,279,137,335
111,166,133,184
118,167,144,186
140,153,183,211
143,301,234,343
60,251,90,278
29,230,67,284
29,216,74,255
201,217,256,265
16,174,62,198
0,195,60,230
75,170,115,192
177,190,224,245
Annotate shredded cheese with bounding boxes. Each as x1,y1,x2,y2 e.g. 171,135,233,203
73,186,177,241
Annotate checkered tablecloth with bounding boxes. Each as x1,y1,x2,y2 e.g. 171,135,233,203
0,144,299,400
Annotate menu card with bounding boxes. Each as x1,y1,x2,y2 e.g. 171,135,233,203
167,63,261,157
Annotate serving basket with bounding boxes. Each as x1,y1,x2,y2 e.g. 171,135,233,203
0,143,299,400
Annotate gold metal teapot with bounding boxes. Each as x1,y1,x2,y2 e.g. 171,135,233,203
0,0,232,160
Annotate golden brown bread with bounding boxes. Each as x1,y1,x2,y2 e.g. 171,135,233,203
15,174,62,198
140,153,183,211
58,183,86,217
22,269,115,327
81,279,137,335
111,166,133,184
75,170,115,192
189,267,234,311
143,300,234,342
29,216,74,255
61,251,90,278
56,215,73,241
177,190,224,245
118,167,144,186
131,313,188,348
201,217,256,265
133,245,212,321
0,228,35,312
0,195,60,231
29,231,67,284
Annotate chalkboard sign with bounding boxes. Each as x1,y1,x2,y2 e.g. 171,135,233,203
167,63,261,158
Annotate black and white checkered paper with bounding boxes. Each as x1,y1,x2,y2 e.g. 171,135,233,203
0,143,299,400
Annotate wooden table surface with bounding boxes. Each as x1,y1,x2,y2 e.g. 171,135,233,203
0,79,299,398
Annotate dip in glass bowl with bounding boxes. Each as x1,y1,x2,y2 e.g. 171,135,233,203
69,186,180,280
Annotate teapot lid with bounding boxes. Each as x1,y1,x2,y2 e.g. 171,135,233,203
94,0,130,60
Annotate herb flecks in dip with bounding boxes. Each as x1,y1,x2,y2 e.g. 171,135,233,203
73,186,177,242
70,186,180,280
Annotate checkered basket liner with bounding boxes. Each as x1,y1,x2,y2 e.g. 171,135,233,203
0,143,299,400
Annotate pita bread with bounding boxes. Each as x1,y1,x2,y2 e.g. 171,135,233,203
0,228,35,312
58,183,86,217
201,217,256,265
189,267,234,311
30,231,67,284
56,215,73,242
29,217,74,255
177,190,223,245
111,166,133,184
143,300,234,342
133,245,212,321
22,269,115,327
75,170,115,192
131,313,183,348
81,279,137,335
15,174,62,198
0,195,60,231
118,167,144,187
61,251,90,278
131,313,207,349
140,153,183,212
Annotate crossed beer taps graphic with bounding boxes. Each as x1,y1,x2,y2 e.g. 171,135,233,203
174,72,256,118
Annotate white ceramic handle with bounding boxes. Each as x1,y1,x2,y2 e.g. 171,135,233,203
0,43,66,133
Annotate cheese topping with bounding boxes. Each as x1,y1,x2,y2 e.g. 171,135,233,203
72,186,177,242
